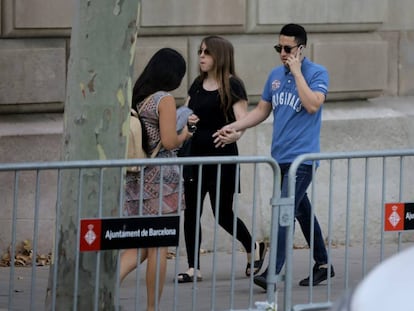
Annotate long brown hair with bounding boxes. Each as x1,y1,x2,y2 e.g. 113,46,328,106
198,36,239,121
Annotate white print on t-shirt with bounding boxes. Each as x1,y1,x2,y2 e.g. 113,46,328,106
272,92,302,112
272,79,281,90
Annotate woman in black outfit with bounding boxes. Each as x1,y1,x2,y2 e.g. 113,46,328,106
176,36,266,283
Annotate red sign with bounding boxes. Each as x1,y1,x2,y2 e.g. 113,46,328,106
384,203,405,231
384,202,414,231
79,219,102,251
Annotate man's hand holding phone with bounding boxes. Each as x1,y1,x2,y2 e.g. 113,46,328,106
286,45,304,76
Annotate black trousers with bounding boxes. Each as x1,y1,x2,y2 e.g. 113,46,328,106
183,166,253,270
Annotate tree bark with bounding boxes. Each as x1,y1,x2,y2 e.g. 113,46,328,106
46,1,141,310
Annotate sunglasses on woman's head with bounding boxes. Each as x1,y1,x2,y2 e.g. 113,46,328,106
274,44,299,54
197,48,210,56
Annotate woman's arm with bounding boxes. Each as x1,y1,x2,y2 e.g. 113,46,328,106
213,99,272,147
158,95,191,150
213,99,248,146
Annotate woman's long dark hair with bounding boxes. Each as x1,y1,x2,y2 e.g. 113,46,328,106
132,48,186,111
131,48,186,153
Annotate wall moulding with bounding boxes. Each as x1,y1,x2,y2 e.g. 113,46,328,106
138,0,246,36
0,39,66,106
141,0,245,27
2,0,72,37
247,0,387,33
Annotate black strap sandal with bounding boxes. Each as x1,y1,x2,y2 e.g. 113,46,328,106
245,241,267,277
176,269,203,283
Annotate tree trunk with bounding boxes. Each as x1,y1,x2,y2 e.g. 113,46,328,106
46,1,141,310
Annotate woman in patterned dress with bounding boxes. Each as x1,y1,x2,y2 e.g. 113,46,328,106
120,48,191,311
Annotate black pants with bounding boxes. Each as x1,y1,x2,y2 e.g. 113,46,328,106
183,167,253,270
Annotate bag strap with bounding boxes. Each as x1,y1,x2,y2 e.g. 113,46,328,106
138,95,151,114
150,141,162,158
132,95,162,158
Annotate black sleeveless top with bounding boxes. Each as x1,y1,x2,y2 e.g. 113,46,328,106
187,76,247,157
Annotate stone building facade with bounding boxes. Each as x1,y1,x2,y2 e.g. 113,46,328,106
1,0,414,252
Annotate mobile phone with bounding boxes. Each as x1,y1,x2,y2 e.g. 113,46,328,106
297,45,304,57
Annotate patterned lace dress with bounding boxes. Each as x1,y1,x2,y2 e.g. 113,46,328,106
124,91,184,216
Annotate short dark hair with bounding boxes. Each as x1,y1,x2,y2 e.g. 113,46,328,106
132,48,186,108
280,23,307,46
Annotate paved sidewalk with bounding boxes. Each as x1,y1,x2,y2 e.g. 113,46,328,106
2,243,413,311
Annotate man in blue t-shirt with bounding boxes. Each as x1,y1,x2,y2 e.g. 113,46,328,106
214,23,334,290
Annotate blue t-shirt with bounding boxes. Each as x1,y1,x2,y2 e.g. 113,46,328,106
261,57,329,165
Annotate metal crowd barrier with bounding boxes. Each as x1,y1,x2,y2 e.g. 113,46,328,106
2,149,413,311
281,149,414,311
0,156,283,311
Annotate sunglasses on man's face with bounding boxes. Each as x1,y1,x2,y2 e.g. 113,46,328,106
197,48,210,56
274,44,299,54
